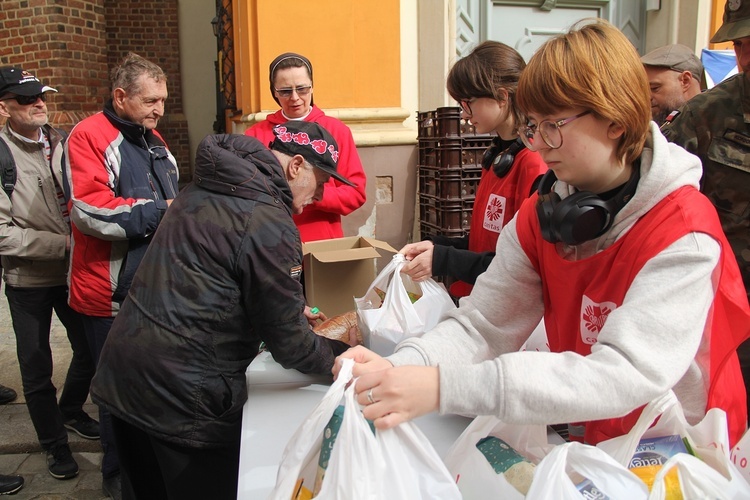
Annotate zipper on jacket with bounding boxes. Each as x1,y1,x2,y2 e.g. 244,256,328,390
37,176,57,214
147,172,160,200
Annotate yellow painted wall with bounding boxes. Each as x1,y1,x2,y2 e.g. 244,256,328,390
710,0,732,50
235,0,401,116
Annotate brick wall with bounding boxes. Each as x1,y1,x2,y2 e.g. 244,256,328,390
104,0,191,181
0,0,191,181
0,0,109,129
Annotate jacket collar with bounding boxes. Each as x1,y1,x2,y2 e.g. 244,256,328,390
103,99,164,149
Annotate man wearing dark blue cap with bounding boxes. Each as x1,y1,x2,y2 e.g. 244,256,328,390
0,66,98,483
89,122,358,499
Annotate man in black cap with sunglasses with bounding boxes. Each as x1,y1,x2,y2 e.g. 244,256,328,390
89,123,358,499
0,66,98,482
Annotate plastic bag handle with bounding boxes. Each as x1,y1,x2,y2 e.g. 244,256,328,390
606,391,678,466
362,254,406,298
650,453,734,500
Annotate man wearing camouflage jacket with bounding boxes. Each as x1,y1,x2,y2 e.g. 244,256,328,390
662,0,750,422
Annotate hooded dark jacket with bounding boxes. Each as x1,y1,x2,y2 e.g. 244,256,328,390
90,134,349,448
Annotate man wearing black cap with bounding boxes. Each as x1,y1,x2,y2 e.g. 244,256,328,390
0,67,99,482
640,44,704,124
89,122,358,499
662,0,750,421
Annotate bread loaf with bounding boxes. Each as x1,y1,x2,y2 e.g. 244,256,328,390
313,310,362,344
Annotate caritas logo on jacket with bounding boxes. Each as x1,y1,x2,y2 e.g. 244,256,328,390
580,295,617,345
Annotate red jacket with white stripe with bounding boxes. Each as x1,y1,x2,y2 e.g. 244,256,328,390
64,101,179,317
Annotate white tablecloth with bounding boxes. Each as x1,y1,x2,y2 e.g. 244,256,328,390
236,351,472,498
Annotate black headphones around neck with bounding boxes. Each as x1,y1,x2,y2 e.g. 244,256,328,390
482,138,526,178
536,161,641,245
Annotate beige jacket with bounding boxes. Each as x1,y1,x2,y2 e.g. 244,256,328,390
0,124,69,287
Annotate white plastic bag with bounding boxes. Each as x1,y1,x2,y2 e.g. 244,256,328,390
268,358,461,500
268,359,356,500
597,391,750,499
355,254,456,356
650,453,742,500
314,380,385,500
443,415,555,499
525,442,649,500
731,427,750,484
374,414,461,499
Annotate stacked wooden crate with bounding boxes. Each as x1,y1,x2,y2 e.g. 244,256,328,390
417,106,494,238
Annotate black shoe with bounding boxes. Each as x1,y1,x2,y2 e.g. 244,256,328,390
64,413,100,440
0,385,17,405
102,474,122,500
46,443,79,479
0,474,23,495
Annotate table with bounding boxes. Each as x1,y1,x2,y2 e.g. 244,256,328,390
236,351,472,498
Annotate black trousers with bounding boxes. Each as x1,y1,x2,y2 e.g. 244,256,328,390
81,314,120,478
5,285,95,449
111,415,241,500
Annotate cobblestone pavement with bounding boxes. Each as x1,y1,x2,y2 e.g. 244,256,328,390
0,282,108,499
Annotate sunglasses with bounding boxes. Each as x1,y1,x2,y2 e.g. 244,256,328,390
274,85,312,98
1,93,47,105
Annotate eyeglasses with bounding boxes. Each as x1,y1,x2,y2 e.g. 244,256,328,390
518,110,592,151
274,85,312,98
1,93,47,105
458,98,476,117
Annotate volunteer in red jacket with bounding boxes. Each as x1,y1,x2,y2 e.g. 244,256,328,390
245,52,366,242
399,41,547,299
337,20,750,447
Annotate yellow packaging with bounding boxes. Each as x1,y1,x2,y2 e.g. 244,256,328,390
628,434,689,499
630,465,683,500
291,478,313,500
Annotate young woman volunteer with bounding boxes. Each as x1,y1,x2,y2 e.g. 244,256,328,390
337,20,750,446
245,52,367,242
400,41,547,299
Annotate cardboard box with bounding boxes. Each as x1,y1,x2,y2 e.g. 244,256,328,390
302,236,396,317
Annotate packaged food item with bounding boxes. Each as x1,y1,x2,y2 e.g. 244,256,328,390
313,405,376,496
576,478,611,499
630,466,683,500
475,436,536,495
313,310,362,344
291,478,313,500
628,434,690,500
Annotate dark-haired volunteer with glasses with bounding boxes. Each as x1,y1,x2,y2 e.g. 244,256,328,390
399,41,547,300
336,20,750,449
0,66,99,483
245,52,366,243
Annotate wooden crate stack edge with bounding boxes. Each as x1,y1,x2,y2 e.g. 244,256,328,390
417,106,494,238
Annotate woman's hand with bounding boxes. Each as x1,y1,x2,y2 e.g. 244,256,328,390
354,366,440,430
332,345,392,379
303,306,328,329
399,241,435,281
